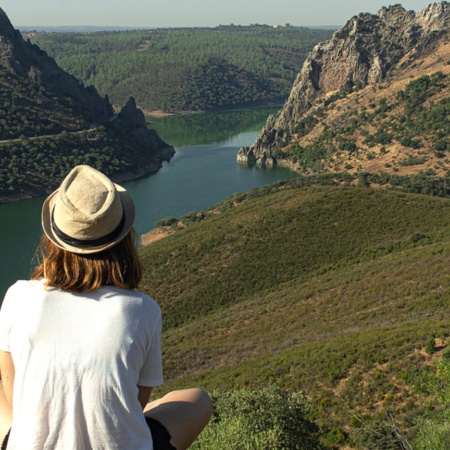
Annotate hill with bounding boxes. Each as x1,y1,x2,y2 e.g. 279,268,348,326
0,9,174,202
239,2,450,188
139,181,450,447
26,25,334,112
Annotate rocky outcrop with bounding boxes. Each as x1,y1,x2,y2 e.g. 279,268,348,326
114,97,175,163
239,2,450,164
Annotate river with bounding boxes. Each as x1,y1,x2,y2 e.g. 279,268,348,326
0,107,296,298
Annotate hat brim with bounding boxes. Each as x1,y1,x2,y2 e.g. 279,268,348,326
41,184,135,255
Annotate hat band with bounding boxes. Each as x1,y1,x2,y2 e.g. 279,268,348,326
51,207,126,249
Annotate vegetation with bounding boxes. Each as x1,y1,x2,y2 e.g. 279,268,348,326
412,354,450,449
0,128,139,196
0,69,87,140
29,25,334,112
275,72,450,178
191,385,324,449
139,182,450,447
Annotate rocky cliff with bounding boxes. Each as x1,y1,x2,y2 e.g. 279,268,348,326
239,2,450,165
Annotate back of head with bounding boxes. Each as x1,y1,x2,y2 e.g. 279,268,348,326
42,165,135,254
34,165,142,290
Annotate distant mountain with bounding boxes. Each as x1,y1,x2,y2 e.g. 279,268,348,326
19,26,156,33
239,2,450,186
0,8,174,202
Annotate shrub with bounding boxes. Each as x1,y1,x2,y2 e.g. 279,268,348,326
413,357,450,448
413,420,450,450
191,384,324,449
425,336,436,355
156,216,178,227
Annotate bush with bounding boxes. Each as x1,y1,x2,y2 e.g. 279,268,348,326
425,336,436,355
156,216,178,227
412,357,450,448
191,384,324,449
413,420,450,450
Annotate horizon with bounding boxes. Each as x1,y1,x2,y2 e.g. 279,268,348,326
0,0,439,29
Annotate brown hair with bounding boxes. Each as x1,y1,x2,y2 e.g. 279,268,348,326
31,230,142,291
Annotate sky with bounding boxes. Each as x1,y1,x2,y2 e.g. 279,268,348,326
0,0,440,28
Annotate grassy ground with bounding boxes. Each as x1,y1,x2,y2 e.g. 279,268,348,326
139,184,450,445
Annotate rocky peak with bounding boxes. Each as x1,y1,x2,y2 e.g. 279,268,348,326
377,4,415,24
415,1,450,30
240,2,450,163
118,97,146,127
0,8,17,38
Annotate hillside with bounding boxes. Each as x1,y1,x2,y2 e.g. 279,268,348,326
139,182,450,447
239,2,450,187
0,9,174,202
26,25,334,112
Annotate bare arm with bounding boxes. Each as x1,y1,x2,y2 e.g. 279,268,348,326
0,350,14,408
137,385,153,410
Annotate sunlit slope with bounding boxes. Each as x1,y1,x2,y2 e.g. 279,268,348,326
139,184,450,431
140,185,450,327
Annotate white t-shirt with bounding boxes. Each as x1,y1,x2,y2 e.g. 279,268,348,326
0,279,164,450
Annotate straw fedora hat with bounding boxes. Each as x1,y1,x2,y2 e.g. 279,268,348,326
42,165,135,254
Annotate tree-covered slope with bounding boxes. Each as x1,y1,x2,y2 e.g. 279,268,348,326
28,25,334,112
139,183,450,447
0,9,174,201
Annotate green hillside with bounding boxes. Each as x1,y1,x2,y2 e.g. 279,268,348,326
139,182,450,447
29,25,334,112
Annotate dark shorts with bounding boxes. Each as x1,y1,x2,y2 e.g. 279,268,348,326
146,416,177,450
1,417,175,450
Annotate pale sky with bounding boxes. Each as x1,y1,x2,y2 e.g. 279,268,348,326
0,0,440,28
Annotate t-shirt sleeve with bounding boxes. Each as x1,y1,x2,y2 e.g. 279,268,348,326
138,308,164,387
0,283,17,352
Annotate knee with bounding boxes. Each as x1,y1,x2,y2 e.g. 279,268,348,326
191,388,213,421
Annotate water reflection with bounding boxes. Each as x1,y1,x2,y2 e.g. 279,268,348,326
147,106,280,147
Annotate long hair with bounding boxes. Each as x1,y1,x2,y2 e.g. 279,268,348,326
31,230,142,291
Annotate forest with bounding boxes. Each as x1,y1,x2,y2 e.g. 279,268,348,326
28,25,334,111
0,127,136,196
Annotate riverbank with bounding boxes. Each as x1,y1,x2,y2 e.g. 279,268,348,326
0,153,174,205
140,226,175,246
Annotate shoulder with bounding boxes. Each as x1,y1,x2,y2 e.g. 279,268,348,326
3,279,46,299
98,287,161,313
0,280,45,319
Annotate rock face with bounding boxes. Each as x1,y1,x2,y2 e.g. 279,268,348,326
239,2,450,164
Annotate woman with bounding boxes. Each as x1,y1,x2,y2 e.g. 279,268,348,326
0,165,212,449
